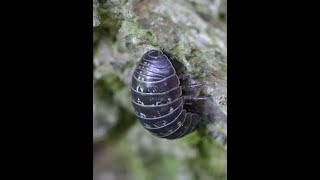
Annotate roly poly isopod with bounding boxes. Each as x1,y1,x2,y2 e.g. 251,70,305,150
131,49,206,139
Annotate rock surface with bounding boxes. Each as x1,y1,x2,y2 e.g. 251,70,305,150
93,0,227,179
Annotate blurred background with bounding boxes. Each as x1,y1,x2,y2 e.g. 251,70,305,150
93,0,227,180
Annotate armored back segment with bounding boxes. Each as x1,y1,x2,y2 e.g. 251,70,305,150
131,49,200,140
133,50,176,81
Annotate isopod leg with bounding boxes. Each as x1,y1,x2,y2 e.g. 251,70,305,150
177,73,193,80
178,75,203,91
181,83,203,91
183,96,209,101
182,95,210,114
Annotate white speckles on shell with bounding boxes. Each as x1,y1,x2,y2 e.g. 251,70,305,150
168,98,172,102
155,101,161,105
161,120,167,126
177,121,182,127
152,85,158,93
169,107,174,112
140,113,146,118
136,85,144,92
159,132,166,136
137,98,144,105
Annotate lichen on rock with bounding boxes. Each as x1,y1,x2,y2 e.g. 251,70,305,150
93,0,227,179
93,0,101,27
94,0,227,145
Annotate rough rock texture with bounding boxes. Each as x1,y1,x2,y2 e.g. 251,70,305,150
93,0,227,179
93,0,101,27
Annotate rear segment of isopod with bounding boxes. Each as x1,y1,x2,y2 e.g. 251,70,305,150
131,49,201,139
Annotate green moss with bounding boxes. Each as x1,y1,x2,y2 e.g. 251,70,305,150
120,20,159,51
104,106,137,144
118,143,180,180
94,6,122,42
94,75,124,101
219,62,227,72
94,0,227,179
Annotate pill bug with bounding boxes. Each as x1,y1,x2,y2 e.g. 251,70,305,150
131,49,205,139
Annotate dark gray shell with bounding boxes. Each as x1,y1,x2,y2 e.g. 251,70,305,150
131,49,199,139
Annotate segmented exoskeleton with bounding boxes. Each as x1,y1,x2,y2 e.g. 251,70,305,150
131,49,203,139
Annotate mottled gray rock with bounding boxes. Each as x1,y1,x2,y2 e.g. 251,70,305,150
93,0,101,27
93,0,227,179
94,0,227,147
